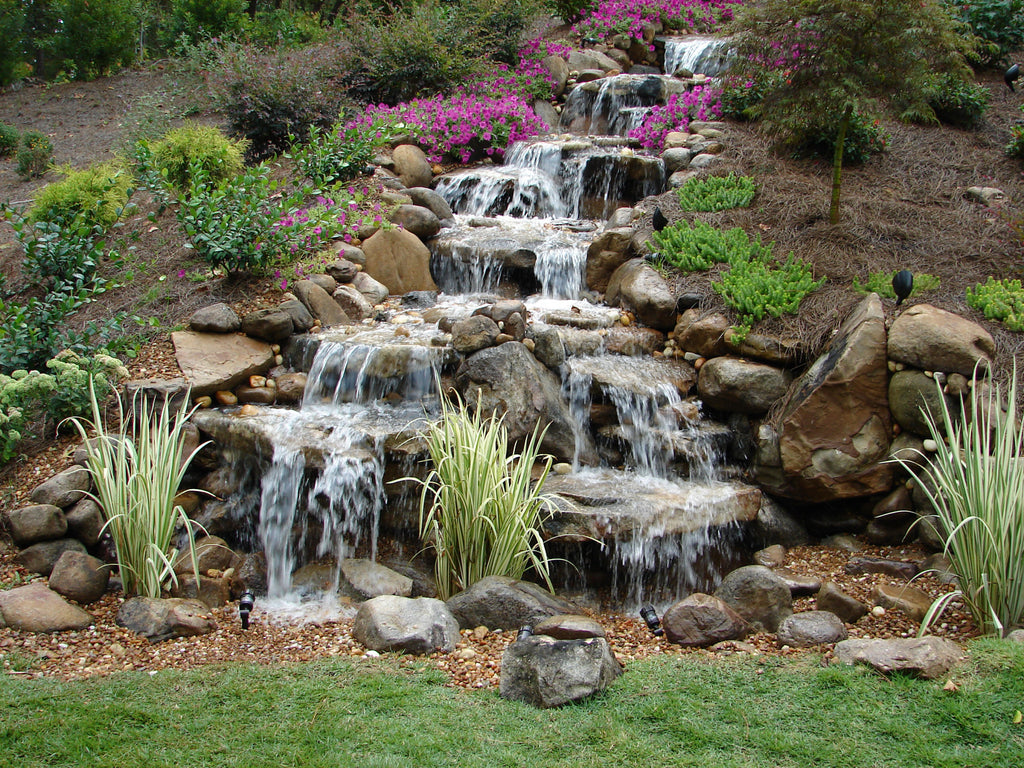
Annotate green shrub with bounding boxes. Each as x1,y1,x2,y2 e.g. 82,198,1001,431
901,73,989,128
1008,120,1024,159
415,388,557,600
675,173,757,212
28,162,132,229
967,276,1024,331
147,123,246,192
713,252,825,341
290,121,388,187
545,0,595,23
241,9,325,49
853,270,941,300
0,0,27,87
649,220,770,272
947,0,1024,66
896,363,1024,636
16,131,53,179
793,111,888,165
46,0,138,80
0,122,19,156
162,0,245,48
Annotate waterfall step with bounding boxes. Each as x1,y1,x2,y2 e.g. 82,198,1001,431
560,74,693,136
566,355,696,400
660,36,732,78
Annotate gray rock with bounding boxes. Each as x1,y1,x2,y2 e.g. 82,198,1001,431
1006,629,1024,642
452,315,500,354
689,153,720,169
352,595,459,654
542,54,569,97
392,144,433,188
750,495,810,548
307,274,337,295
845,556,918,581
816,581,869,623
834,637,962,679
871,582,933,622
920,553,958,585
567,48,621,74
605,258,677,330
189,303,240,333
821,533,864,552
446,575,577,630
714,565,793,632
48,551,110,604
64,497,104,546
333,243,367,266
16,538,87,576
340,558,414,599
362,227,438,295
326,259,360,284
888,370,952,437
776,611,848,647
389,204,441,239
116,597,217,643
173,535,237,576
663,593,749,647
888,304,995,376
661,147,693,174
964,186,1006,206
333,284,374,322
240,308,294,343
528,325,565,369
4,504,67,546
499,634,622,708
533,614,606,640
0,582,93,632
698,356,792,415
30,466,91,509
533,98,561,131
406,187,455,225
278,299,315,333
293,279,351,328
171,331,274,396
351,271,390,305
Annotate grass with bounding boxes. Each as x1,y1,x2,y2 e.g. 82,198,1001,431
1,641,1022,767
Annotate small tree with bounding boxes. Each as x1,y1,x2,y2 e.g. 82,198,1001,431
730,0,971,223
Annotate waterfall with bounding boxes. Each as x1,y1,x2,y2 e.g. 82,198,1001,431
662,36,731,77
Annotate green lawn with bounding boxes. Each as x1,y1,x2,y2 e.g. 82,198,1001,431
2,640,1022,768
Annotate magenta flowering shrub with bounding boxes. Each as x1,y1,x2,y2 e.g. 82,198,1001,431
628,86,723,149
573,0,743,43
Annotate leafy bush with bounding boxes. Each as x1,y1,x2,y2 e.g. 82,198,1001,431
28,162,132,229
649,220,770,272
793,110,888,165
853,270,941,300
1007,119,1024,159
290,122,387,188
0,122,19,156
163,0,245,48
67,382,207,598
967,276,1024,331
240,9,325,49
16,131,53,179
713,252,824,341
0,0,26,86
947,0,1024,66
546,0,596,23
147,123,246,191
675,172,756,212
925,73,989,128
46,0,138,79
415,388,557,600
896,364,1024,636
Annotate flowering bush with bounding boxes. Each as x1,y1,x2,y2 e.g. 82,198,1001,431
573,0,742,42
628,85,722,149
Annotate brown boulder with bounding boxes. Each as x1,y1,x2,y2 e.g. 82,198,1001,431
362,227,438,295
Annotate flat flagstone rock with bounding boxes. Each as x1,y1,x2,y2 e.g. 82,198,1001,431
834,637,963,679
172,331,275,396
533,614,606,640
0,582,93,632
117,597,217,643
340,558,414,599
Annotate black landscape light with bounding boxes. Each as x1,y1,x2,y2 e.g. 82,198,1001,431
1006,64,1020,92
640,605,664,637
516,626,534,641
239,590,255,630
892,269,913,306
652,206,669,232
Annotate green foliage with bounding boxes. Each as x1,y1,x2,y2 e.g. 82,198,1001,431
902,72,990,128
28,162,132,229
897,366,1024,637
240,9,326,49
416,388,557,600
16,131,53,179
1007,119,1024,159
290,122,386,187
45,0,138,80
947,0,1024,66
66,382,207,598
853,270,941,299
545,0,595,23
793,110,889,165
675,173,757,212
163,0,245,48
713,252,825,341
0,122,19,156
0,0,27,86
967,276,1024,331
147,123,247,192
649,220,770,272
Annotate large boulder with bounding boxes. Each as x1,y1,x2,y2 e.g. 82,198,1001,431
389,204,442,239
362,227,438,295
392,144,433,188
406,187,455,225
352,595,459,654
713,565,793,632
340,559,414,599
64,497,104,546
605,259,677,330
48,551,110,604
888,370,953,437
446,576,577,630
30,466,91,508
0,582,93,632
662,593,749,647
585,227,634,293
500,635,622,708
834,637,963,679
888,304,995,376
116,597,217,643
293,279,350,327
172,331,274,396
755,294,892,502
697,357,792,415
4,504,66,546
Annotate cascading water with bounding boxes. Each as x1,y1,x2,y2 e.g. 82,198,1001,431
662,36,732,77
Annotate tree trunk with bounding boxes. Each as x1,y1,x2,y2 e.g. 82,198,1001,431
829,103,853,225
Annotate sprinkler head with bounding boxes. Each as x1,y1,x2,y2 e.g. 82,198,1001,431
239,590,255,630
516,626,534,641
640,605,664,637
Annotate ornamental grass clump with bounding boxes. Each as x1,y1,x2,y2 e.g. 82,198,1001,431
416,391,558,600
897,365,1024,637
65,380,207,598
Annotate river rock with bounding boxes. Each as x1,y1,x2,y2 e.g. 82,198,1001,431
756,294,892,502
274,372,308,404
697,357,792,414
567,48,621,74
353,595,459,654
452,315,500,354
348,271,389,305
605,258,677,330
888,369,952,437
673,310,732,357
845,556,918,581
241,308,294,343
754,544,786,568
392,144,433,188
16,538,87,576
173,535,237,576
533,98,561,131
389,204,441,239
30,465,91,509
189,302,240,333
278,299,315,333
333,284,374,322
4,504,67,546
168,573,233,609
293,279,350,327
713,565,792,632
64,497,104,546
455,341,598,464
362,227,438,295
871,582,933,621
340,558,414,599
47,551,110,604
0,582,93,632
964,186,1006,206
542,54,569,97
172,331,275,396
888,304,994,376
585,227,634,293
663,593,749,647
116,597,217,643
661,147,693,174
750,494,810,548
772,567,821,596
333,243,367,266
834,637,962,679
326,259,359,284
500,635,622,708
816,581,868,623
446,576,577,630
527,325,565,369
776,611,848,647
533,614,606,640
406,187,455,225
